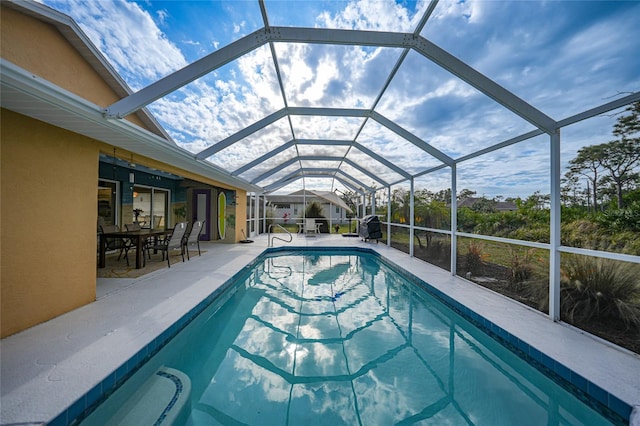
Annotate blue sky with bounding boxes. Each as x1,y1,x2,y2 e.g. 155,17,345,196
40,0,640,197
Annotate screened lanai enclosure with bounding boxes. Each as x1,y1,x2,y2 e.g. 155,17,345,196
5,0,640,352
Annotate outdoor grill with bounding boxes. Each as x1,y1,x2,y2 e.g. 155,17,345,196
359,215,382,242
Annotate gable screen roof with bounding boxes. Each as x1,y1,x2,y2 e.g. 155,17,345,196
2,0,639,196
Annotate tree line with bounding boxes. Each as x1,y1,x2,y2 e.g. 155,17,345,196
336,101,640,248
564,101,640,210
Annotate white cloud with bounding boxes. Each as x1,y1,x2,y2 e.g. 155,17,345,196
45,0,187,89
233,21,246,34
156,9,169,25
41,0,639,196
275,43,391,109
317,0,422,32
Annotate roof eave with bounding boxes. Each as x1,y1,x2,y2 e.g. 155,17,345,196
0,60,262,193
2,0,173,142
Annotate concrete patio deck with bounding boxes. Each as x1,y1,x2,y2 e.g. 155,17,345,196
1,234,638,425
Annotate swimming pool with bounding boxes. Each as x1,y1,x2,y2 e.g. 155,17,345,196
78,249,623,425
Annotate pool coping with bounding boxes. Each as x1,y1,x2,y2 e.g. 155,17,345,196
1,237,639,425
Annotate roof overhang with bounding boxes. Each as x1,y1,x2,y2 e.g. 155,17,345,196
0,59,262,193
2,0,172,141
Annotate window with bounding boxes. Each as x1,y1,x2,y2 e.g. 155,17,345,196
98,179,118,227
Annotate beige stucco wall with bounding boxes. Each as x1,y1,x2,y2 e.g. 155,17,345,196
234,190,248,243
0,110,246,338
1,109,99,337
1,6,249,336
0,6,147,128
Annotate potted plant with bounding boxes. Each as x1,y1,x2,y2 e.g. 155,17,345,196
133,208,144,222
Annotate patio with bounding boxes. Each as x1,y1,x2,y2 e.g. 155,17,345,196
1,235,639,425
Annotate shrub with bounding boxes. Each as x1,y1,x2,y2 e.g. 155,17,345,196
561,219,602,249
303,201,328,232
561,218,640,256
465,240,489,275
597,201,640,232
560,256,640,329
456,207,480,233
304,201,324,218
429,238,449,260
507,247,536,286
510,225,549,243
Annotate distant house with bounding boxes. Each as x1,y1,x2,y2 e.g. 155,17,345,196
457,197,518,212
266,190,353,230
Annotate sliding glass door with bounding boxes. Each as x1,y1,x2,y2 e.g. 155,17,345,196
132,185,169,229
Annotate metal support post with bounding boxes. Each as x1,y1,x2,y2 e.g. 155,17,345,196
409,178,415,257
549,129,562,321
450,164,457,276
387,186,392,246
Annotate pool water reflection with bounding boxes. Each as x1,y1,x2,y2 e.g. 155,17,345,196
82,252,613,425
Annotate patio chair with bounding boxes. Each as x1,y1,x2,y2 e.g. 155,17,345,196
97,216,106,232
99,224,132,266
152,215,163,229
148,222,189,267
125,222,151,262
125,222,141,231
304,218,320,234
184,220,205,260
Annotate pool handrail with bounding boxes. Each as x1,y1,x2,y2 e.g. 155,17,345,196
268,224,292,247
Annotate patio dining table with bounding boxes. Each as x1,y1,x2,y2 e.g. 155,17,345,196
99,228,173,269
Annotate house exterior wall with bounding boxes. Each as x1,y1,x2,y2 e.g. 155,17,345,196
268,199,349,226
269,203,302,224
0,6,147,129
0,6,247,337
233,190,247,244
1,109,99,337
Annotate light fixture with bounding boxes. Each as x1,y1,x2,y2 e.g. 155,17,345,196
129,172,135,183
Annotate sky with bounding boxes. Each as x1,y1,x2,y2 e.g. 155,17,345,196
40,0,640,198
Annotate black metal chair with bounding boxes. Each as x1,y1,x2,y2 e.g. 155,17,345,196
99,225,132,266
124,222,150,264
184,220,205,260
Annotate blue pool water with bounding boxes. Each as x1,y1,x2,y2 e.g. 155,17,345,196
80,250,619,425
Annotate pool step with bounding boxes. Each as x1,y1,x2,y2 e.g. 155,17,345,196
103,366,191,425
